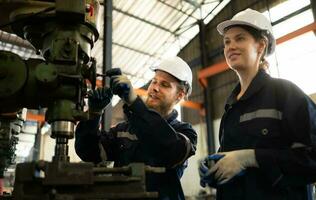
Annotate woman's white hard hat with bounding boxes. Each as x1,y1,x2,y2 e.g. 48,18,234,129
217,8,276,55
150,56,192,95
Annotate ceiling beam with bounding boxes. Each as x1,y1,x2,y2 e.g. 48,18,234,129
113,42,156,57
202,0,221,5
156,0,199,20
112,6,174,34
183,0,201,8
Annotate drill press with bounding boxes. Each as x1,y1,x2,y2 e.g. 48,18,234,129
0,1,163,199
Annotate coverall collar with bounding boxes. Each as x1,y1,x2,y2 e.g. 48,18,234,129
226,69,269,110
123,97,179,123
165,109,178,123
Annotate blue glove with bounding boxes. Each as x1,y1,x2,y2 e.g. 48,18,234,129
199,154,223,188
199,154,245,188
88,87,113,116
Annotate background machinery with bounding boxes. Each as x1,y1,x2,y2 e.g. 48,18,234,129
0,0,163,199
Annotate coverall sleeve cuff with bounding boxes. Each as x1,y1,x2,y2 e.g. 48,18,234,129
77,117,101,134
86,117,102,128
255,149,284,187
127,96,148,115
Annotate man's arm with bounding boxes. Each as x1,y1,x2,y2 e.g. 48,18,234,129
75,87,114,164
124,97,197,168
109,74,197,167
75,117,120,163
75,118,102,163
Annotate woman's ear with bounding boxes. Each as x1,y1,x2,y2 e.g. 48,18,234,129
258,38,267,54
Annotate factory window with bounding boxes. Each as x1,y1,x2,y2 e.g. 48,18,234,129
264,0,316,95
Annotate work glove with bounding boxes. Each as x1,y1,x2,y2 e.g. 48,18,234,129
110,75,137,105
199,154,224,188
209,150,257,185
88,87,113,117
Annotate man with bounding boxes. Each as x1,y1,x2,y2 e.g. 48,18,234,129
75,56,197,200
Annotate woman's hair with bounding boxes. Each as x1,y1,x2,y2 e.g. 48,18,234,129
224,25,270,70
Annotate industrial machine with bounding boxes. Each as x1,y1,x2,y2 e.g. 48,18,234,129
0,111,24,195
0,0,162,199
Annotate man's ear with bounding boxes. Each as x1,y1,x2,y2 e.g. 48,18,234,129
176,90,185,102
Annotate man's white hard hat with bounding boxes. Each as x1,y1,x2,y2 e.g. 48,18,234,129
151,56,192,96
217,8,275,56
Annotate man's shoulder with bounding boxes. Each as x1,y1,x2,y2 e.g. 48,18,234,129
170,119,193,130
170,120,197,142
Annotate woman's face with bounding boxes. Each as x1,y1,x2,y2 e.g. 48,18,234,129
223,26,263,71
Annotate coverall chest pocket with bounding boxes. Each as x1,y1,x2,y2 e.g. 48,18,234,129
116,137,140,163
239,119,283,148
118,139,133,151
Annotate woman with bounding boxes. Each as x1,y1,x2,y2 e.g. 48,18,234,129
200,8,316,200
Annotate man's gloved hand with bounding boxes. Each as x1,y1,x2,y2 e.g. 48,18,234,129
110,75,137,105
88,87,113,117
209,150,257,185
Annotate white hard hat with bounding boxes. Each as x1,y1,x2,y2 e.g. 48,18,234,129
217,8,275,55
150,56,192,95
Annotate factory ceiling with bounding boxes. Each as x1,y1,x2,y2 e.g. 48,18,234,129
0,0,230,88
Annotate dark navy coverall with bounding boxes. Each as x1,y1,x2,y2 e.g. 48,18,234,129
75,97,197,200
217,69,316,200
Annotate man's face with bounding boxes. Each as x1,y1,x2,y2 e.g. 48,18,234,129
146,70,183,115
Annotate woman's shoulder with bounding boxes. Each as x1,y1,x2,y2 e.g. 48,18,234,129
269,76,304,93
267,76,308,104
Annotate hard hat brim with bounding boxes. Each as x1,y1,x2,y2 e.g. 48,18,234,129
217,20,264,35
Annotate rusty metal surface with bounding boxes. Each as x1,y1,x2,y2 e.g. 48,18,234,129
10,161,162,199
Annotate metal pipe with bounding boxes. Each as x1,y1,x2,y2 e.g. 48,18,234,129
307,0,316,37
102,0,113,131
198,20,215,154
